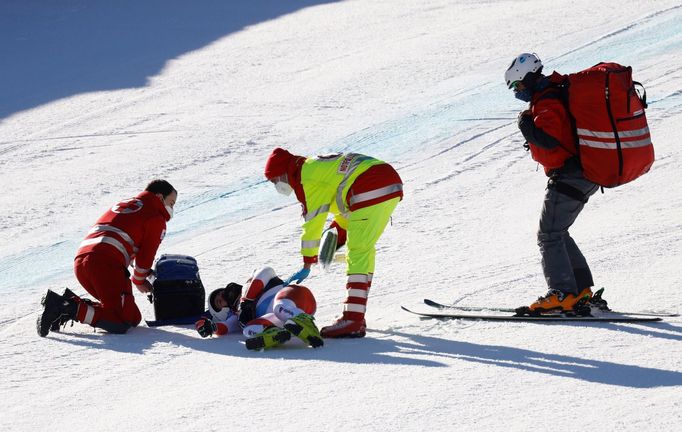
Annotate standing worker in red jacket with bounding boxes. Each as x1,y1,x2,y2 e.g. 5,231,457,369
37,179,177,336
505,53,598,313
264,148,403,338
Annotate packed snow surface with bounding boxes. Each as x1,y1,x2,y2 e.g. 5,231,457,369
1,1,681,431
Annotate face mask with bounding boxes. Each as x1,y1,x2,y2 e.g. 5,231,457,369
165,205,174,220
275,181,293,196
514,89,532,102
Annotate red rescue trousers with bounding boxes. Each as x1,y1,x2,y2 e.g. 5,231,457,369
74,253,142,333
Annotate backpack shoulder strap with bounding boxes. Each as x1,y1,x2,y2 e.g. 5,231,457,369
534,82,564,103
554,77,581,161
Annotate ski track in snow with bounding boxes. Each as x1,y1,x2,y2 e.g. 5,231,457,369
2,4,682,296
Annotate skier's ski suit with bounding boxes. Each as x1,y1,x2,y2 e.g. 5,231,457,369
207,267,317,338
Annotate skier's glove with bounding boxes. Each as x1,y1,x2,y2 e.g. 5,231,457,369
195,318,217,338
284,267,310,286
517,110,533,133
517,109,532,127
517,110,535,150
239,300,256,327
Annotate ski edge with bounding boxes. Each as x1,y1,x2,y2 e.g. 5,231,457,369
423,298,679,318
403,305,662,322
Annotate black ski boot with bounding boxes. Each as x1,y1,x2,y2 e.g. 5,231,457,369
50,288,80,332
37,289,78,337
245,326,292,351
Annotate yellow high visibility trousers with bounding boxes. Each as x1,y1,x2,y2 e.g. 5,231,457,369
346,197,400,275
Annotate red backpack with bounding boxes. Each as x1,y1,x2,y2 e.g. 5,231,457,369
564,63,654,187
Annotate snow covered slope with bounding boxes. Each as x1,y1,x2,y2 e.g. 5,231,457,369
1,1,681,430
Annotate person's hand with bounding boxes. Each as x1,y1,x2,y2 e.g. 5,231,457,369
284,267,311,286
135,279,153,294
195,318,216,338
238,300,256,327
517,110,532,127
517,110,534,147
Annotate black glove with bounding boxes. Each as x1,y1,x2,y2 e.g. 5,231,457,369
195,318,217,338
238,300,256,327
517,109,532,129
517,110,534,150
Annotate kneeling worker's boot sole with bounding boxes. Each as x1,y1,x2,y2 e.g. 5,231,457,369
37,290,64,337
321,331,366,339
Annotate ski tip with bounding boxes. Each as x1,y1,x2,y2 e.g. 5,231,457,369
423,298,444,308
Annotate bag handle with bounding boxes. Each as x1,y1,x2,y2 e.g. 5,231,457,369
633,81,647,109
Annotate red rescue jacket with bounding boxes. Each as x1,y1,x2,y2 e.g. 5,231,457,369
527,72,577,175
76,191,170,285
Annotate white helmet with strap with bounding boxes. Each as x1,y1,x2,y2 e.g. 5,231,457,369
208,282,243,321
505,53,543,88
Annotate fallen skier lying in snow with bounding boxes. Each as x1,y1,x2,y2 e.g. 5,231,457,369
194,266,323,350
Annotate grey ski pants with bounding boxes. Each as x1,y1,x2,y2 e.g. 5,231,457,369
538,166,599,294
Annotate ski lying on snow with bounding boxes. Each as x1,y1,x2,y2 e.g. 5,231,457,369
402,305,662,322
423,298,678,318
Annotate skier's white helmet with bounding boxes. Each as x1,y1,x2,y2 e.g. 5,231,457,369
208,282,243,321
505,53,543,88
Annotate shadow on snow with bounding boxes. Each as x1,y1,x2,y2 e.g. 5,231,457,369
0,0,338,119
48,321,682,389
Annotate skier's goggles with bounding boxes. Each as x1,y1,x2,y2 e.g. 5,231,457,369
511,81,524,91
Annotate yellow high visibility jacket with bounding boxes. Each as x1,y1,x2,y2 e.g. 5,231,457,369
299,153,386,259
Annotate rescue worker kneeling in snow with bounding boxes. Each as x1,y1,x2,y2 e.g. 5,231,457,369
505,53,598,312
264,148,403,338
194,266,322,350
37,180,177,337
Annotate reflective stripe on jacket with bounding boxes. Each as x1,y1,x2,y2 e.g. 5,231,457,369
76,191,168,282
299,153,403,259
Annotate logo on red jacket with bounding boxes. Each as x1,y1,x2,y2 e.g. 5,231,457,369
111,198,144,214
